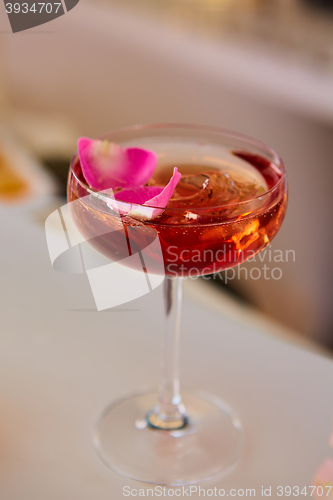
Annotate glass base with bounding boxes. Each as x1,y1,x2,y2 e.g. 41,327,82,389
92,391,243,485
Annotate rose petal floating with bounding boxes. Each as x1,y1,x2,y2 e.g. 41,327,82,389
78,137,181,220
143,167,181,208
114,167,181,219
313,459,333,499
114,185,163,205
115,167,181,206
78,137,158,191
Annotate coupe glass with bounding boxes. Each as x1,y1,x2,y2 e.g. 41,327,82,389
67,124,287,485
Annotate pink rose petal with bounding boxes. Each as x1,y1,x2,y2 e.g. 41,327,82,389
115,186,163,205
143,167,181,208
113,167,181,219
78,137,157,191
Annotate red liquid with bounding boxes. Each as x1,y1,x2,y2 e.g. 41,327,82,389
67,151,287,277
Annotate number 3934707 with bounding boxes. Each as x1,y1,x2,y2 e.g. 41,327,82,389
5,3,62,14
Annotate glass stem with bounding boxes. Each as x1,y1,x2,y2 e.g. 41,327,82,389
147,277,187,430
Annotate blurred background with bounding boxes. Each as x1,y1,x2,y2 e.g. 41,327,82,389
0,0,333,347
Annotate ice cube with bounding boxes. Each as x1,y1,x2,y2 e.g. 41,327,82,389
169,170,265,210
172,174,210,199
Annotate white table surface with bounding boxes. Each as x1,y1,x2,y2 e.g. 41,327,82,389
1,198,333,500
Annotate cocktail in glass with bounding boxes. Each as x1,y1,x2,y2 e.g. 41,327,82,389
67,124,287,485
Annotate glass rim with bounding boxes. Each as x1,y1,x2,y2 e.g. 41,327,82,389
69,123,287,212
